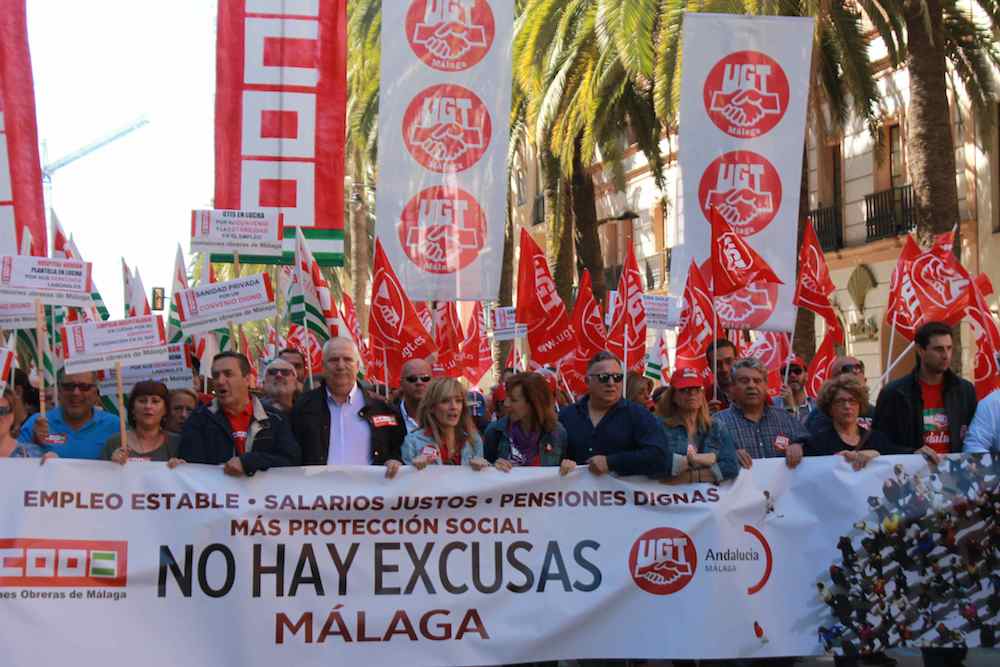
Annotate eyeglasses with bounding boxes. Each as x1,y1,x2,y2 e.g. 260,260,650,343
266,368,294,377
840,364,864,375
832,397,860,406
405,375,432,384
588,372,624,385
0,406,11,417
59,382,95,393
785,366,804,375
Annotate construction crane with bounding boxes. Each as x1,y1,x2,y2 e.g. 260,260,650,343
42,114,150,185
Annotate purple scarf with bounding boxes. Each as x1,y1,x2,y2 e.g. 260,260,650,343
508,421,541,466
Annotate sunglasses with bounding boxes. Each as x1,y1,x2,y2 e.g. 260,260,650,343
588,372,624,385
840,364,864,375
0,406,11,417
266,368,294,377
59,382,95,393
785,366,804,375
405,375,432,384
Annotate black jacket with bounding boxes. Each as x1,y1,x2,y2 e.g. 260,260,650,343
873,368,977,453
178,397,301,474
290,381,405,466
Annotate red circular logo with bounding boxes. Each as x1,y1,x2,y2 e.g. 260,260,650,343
371,272,407,345
698,150,781,236
698,259,779,329
703,50,789,139
405,0,496,72
402,84,492,173
628,527,697,595
398,186,487,274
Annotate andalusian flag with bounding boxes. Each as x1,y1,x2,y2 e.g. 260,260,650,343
644,333,670,386
291,227,346,344
168,244,188,344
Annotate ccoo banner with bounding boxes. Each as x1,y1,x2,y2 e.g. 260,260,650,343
214,0,347,266
375,0,513,301
0,0,46,257
1,455,997,664
668,14,812,332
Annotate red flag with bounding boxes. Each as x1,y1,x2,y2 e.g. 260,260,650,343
567,270,607,393
909,231,973,327
415,302,434,337
885,235,923,340
967,274,1000,400
0,2,46,256
368,240,435,386
675,260,715,376
710,212,782,297
515,229,576,365
341,292,370,368
606,244,647,373
793,221,842,342
805,331,838,399
504,344,518,372
460,302,492,386
745,331,791,398
286,324,322,375
432,301,464,378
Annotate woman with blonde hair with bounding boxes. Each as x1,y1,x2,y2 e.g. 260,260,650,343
402,377,489,470
655,367,739,483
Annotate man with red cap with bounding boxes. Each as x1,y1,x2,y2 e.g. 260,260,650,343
778,355,815,423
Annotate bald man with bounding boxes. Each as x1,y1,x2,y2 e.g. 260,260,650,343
395,358,433,433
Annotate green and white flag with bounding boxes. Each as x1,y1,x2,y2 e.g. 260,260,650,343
168,244,188,344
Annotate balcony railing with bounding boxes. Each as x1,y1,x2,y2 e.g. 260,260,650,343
810,205,843,252
865,184,914,242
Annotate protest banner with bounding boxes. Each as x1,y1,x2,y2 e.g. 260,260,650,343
96,344,191,397
489,306,525,341
374,0,513,301
0,255,94,307
668,14,813,332
61,315,169,374
642,294,672,329
0,300,34,328
0,454,995,664
214,0,346,265
0,1,47,257
173,273,276,336
191,209,284,257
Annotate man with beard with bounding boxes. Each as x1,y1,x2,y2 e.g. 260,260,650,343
777,355,814,422
706,338,736,412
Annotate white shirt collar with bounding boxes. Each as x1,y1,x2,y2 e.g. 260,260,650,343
326,382,361,408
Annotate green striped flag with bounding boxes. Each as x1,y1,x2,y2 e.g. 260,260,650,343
89,551,117,578
289,228,335,345
168,244,188,344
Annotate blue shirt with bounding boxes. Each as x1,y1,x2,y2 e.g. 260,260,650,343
714,404,809,460
558,397,681,477
18,407,120,460
964,389,1000,453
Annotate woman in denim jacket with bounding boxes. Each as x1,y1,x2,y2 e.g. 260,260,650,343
484,373,567,469
401,378,489,470
655,367,740,483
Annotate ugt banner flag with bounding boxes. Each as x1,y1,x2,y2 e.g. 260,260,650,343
668,14,813,332
374,0,513,301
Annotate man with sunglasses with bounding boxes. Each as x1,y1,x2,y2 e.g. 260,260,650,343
558,351,686,478
290,337,406,477
777,355,815,423
261,358,299,416
395,359,434,434
805,356,875,436
17,370,118,460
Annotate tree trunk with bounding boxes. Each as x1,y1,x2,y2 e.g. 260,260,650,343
349,146,370,336
794,144,817,360
572,151,607,306
902,0,963,371
494,200,516,377
541,150,574,306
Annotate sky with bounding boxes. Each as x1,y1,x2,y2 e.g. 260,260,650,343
27,0,217,318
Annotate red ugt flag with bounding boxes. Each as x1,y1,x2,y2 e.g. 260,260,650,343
567,269,607,393
909,231,972,327
968,274,1000,400
805,330,838,399
710,212,782,296
606,244,647,373
515,229,576,366
460,302,492,386
432,301,464,378
885,235,923,340
793,221,842,343
368,240,435,386
675,259,715,377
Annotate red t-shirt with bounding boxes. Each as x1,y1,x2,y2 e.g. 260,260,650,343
919,380,950,455
225,402,254,456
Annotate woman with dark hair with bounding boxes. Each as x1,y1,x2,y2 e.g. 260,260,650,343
401,377,488,470
100,381,179,463
485,372,567,469
0,388,33,458
655,367,739,483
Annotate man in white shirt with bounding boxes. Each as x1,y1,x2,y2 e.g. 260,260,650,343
290,337,406,477
395,358,433,433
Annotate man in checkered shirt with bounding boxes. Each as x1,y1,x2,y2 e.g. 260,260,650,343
714,357,809,469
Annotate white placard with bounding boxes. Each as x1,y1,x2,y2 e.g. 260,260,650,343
174,273,277,335
97,344,192,395
61,315,169,373
0,255,94,307
605,290,618,327
374,0,514,301
667,14,813,332
190,209,284,256
641,294,673,329
490,306,526,340
0,301,35,329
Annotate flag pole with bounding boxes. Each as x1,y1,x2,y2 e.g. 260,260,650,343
115,360,127,452
883,311,899,385
34,300,46,420
49,305,58,408
712,301,718,403
783,307,799,386
880,341,915,386
622,318,629,401
233,251,243,354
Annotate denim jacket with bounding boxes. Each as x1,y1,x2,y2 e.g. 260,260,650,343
483,417,567,466
401,429,484,466
658,418,740,483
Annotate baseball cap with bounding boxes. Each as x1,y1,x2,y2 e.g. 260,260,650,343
670,367,704,390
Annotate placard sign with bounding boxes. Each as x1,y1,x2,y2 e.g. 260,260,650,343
490,306,526,340
97,344,191,396
642,295,673,329
174,273,276,335
0,255,93,307
61,315,169,373
191,209,284,256
0,300,35,329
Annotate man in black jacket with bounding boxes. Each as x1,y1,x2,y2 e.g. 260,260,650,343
178,352,300,475
290,337,405,477
874,321,976,667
